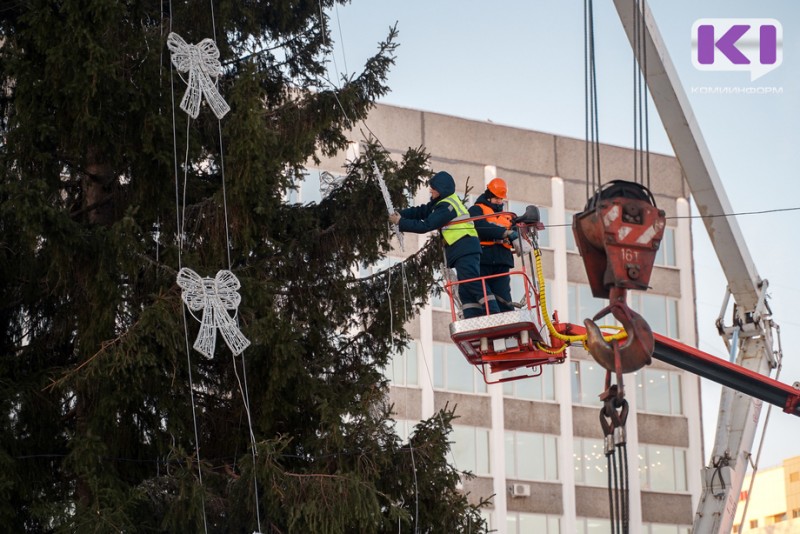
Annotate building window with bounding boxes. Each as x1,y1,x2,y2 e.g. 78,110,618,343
739,490,748,502
479,510,494,532
433,342,487,394
358,256,401,278
790,471,800,483
431,268,452,311
567,283,609,326
567,284,679,340
639,443,688,492
451,425,491,476
505,431,559,481
573,438,608,487
508,200,549,249
629,292,680,338
565,209,579,253
433,267,541,312
792,508,800,519
572,360,608,407
634,368,683,415
384,342,418,387
749,519,758,528
503,364,556,401
507,512,560,534
654,227,677,267
390,419,415,442
576,517,611,534
766,513,787,524
644,523,692,534
508,270,544,309
583,519,691,534
285,168,338,204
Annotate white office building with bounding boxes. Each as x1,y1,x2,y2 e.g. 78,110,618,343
307,103,703,533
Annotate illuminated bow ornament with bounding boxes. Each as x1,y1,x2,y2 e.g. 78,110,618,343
372,161,404,251
167,32,231,119
177,268,250,357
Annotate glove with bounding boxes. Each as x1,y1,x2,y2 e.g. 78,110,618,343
506,230,518,242
513,235,532,255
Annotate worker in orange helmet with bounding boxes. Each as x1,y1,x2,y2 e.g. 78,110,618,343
468,177,517,312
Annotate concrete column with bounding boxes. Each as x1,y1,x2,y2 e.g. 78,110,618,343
625,379,643,533
676,197,697,346
551,177,576,534
419,305,435,420
484,165,497,185
489,379,508,530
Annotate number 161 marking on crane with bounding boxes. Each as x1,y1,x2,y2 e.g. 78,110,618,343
622,248,639,263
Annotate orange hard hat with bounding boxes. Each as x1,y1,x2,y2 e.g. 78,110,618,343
487,178,507,199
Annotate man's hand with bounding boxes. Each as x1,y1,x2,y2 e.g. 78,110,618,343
389,212,401,225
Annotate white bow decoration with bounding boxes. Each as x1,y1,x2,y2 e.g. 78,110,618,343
167,32,231,119
177,268,250,357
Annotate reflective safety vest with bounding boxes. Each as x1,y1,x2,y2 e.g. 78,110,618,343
477,203,513,249
437,194,478,245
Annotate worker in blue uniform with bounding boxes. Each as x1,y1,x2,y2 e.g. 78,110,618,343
468,178,517,312
389,171,500,319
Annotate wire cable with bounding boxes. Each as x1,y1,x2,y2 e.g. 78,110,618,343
168,0,209,529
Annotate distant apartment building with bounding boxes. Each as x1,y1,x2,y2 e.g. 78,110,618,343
733,456,800,533
307,103,703,533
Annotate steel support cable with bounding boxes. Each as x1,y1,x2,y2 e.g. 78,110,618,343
584,0,591,199
589,1,601,193
584,0,602,197
601,380,630,534
613,451,622,534
632,0,651,189
607,454,618,534
641,0,651,190
621,442,630,532
632,0,639,185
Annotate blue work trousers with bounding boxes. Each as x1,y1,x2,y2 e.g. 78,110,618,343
454,253,500,318
480,263,514,312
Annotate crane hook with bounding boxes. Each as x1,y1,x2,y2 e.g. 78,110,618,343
583,288,653,374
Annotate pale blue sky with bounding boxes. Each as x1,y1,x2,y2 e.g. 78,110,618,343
328,1,800,469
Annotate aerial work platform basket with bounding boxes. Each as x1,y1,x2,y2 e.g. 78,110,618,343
441,211,570,383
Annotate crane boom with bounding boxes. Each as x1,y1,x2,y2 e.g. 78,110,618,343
610,1,776,532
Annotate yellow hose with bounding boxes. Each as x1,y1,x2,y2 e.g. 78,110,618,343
535,341,568,355
532,247,627,347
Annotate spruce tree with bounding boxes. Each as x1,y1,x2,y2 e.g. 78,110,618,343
0,1,489,532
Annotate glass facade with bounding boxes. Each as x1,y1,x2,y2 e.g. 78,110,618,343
507,512,560,534
451,425,491,476
433,342,487,394
635,368,683,415
503,364,556,401
385,342,419,387
505,431,559,481
571,360,608,407
639,443,688,492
